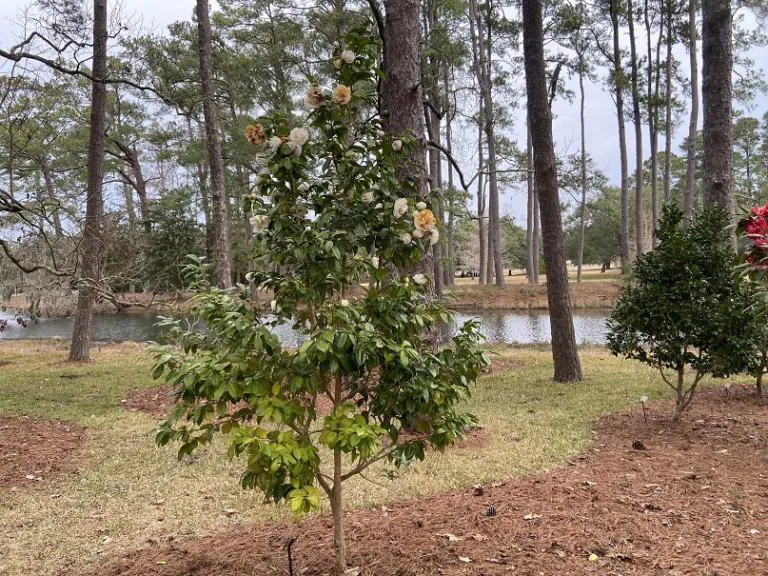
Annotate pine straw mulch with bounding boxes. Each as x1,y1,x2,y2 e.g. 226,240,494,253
86,386,768,576
0,415,84,490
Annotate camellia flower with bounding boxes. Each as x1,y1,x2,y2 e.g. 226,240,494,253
270,300,278,312
362,191,374,203
305,86,325,109
377,129,385,137
750,203,768,218
333,85,352,105
414,208,437,232
340,299,349,307
429,228,440,246
371,256,379,269
298,182,309,192
334,59,343,69
249,214,270,233
393,198,409,219
416,201,427,211
286,141,302,157
392,139,403,151
745,216,767,238
341,50,356,63
254,173,266,186
413,273,428,285
374,203,383,209
269,136,282,151
245,123,266,146
401,232,412,245
290,127,309,146
412,229,424,239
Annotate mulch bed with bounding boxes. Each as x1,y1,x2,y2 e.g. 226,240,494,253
86,386,768,576
120,385,177,418
0,415,84,490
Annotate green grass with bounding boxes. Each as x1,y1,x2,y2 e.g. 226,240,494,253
0,341,681,576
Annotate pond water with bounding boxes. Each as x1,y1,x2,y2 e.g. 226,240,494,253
0,309,610,345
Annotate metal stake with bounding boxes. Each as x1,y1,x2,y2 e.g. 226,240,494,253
284,536,297,576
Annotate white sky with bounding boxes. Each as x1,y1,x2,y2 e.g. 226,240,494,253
1,0,767,225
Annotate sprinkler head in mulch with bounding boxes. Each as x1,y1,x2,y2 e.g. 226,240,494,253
485,504,497,517
632,440,646,450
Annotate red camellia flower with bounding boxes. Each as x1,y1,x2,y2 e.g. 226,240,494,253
745,216,768,237
750,203,768,218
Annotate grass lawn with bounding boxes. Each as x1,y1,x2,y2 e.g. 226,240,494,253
1,340,689,576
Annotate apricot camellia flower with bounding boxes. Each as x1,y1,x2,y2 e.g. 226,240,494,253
414,208,437,232
245,123,266,146
290,127,309,146
333,85,352,105
393,198,409,219
305,86,325,109
341,50,355,63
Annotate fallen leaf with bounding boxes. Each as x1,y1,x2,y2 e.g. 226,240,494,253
589,553,598,562
223,508,238,516
344,568,361,576
750,529,761,535
471,534,489,541
458,556,471,563
437,533,463,542
25,474,35,480
156,561,166,566
522,513,542,521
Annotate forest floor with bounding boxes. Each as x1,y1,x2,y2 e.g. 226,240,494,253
1,341,760,576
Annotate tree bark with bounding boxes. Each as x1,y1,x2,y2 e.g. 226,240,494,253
611,0,631,269
444,107,455,286
701,0,733,212
627,0,645,256
68,0,107,362
522,0,583,381
685,0,699,218
40,156,63,238
663,0,673,205
577,54,587,284
122,181,136,234
196,0,232,289
645,0,662,246
526,117,537,285
477,114,486,285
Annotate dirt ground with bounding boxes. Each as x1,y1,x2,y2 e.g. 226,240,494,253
0,415,84,490
448,282,619,310
86,386,768,576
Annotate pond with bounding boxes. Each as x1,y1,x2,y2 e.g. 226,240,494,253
0,309,610,345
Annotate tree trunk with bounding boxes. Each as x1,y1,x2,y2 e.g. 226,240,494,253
685,0,699,218
444,106,455,286
611,0,631,269
526,117,537,285
701,0,733,212
627,0,645,256
533,180,540,282
330,375,346,576
522,0,583,382
663,0,673,205
122,181,136,234
577,56,587,284
196,0,232,289
68,0,107,362
646,0,662,246
477,117,486,285
383,0,431,280
40,156,63,238
757,368,763,398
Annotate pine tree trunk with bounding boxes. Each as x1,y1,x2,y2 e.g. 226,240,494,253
522,0,582,381
611,0,631,269
701,0,733,211
122,181,136,234
196,0,232,289
627,0,645,256
526,117,537,285
445,110,455,286
646,0,662,246
533,181,540,282
663,0,673,205
685,0,699,218
577,58,587,284
41,157,64,238
477,119,486,285
68,0,107,362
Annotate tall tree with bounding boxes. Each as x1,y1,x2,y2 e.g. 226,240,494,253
685,0,699,217
196,0,232,288
522,0,583,381
627,0,645,255
68,0,108,362
701,0,733,211
662,0,675,206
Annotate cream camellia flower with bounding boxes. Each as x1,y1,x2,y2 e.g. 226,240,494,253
374,203,383,209
377,129,385,137
416,201,427,211
413,208,437,232
362,191,374,203
298,182,309,192
286,141,302,156
401,232,412,245
340,299,349,307
341,50,356,63
371,256,379,269
334,59,343,69
392,139,403,151
289,127,309,146
413,273,428,285
333,85,352,104
393,198,409,219
429,228,440,246
269,136,282,152
254,173,266,186
305,86,325,109
249,215,270,233
270,300,278,313
412,229,424,239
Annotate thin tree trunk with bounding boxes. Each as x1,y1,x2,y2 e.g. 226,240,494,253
330,375,346,575
646,0,662,246
522,0,582,381
627,0,645,256
663,0,673,205
122,181,136,234
685,0,699,218
40,157,63,238
577,56,587,284
445,108,455,286
486,225,494,284
526,117,536,285
428,111,444,296
611,0,631,269
701,0,733,212
533,180,540,282
196,0,232,289
477,116,486,285
69,0,107,362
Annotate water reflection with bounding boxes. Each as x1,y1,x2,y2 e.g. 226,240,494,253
0,309,609,346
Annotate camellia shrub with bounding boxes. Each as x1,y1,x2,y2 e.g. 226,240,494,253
607,205,753,420
150,30,488,576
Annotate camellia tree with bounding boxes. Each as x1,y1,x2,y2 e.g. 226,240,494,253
608,205,754,420
150,30,488,576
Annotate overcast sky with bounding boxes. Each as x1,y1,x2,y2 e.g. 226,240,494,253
1,0,767,224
